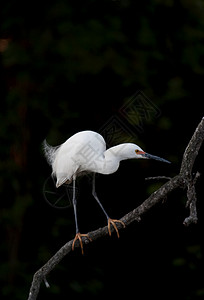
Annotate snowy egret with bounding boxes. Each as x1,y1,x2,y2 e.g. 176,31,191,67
43,130,170,254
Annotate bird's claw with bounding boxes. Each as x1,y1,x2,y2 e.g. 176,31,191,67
108,218,126,238
72,232,92,255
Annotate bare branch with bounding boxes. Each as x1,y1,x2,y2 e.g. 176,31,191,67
43,277,50,289
180,117,204,177
28,117,204,300
183,172,200,226
145,176,172,181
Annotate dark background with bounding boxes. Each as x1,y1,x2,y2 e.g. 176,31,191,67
0,0,204,299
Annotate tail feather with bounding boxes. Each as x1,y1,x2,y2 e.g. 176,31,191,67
42,140,60,166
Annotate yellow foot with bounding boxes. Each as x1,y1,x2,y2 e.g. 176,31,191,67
108,218,126,238
72,233,92,255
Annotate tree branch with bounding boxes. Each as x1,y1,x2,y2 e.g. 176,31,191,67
28,117,204,300
145,176,172,181
183,171,200,226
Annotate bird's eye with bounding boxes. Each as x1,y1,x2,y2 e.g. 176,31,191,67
135,149,139,154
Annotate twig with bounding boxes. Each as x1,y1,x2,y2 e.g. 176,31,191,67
145,176,172,181
43,277,50,289
28,117,204,300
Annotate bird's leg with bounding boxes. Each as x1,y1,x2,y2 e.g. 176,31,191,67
92,174,110,219
92,174,125,238
72,178,79,233
72,178,91,255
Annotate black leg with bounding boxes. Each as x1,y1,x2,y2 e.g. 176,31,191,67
92,173,110,220
72,178,79,234
92,173,125,238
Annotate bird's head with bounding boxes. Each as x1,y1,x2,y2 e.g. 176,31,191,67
134,146,171,163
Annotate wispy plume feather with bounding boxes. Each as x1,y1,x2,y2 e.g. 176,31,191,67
42,140,60,166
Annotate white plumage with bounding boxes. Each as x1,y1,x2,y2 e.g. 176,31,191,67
43,130,170,254
44,130,146,187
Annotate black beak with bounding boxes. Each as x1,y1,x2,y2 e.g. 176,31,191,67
144,152,171,164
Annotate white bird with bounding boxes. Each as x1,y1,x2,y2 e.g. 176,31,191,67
43,130,170,254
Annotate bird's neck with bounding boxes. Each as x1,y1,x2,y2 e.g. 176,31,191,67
80,144,135,175
105,144,135,161
100,144,134,175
